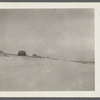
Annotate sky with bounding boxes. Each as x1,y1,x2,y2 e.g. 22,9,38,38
0,9,94,61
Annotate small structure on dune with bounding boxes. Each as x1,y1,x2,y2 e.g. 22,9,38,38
18,50,26,56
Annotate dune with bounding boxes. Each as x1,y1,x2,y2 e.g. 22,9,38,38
0,56,94,91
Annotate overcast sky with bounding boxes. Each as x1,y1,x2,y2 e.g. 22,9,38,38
0,9,94,61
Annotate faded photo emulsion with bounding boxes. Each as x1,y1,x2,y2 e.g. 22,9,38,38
0,9,94,91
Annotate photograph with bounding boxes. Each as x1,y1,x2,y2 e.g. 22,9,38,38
0,8,95,91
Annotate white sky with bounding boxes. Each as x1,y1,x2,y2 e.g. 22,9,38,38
0,9,94,61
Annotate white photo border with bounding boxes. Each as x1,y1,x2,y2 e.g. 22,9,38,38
0,3,98,97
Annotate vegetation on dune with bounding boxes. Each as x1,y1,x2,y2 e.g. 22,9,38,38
0,50,94,63
32,54,42,58
0,50,58,61
0,51,4,54
18,50,26,56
